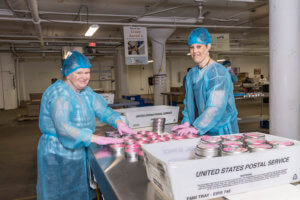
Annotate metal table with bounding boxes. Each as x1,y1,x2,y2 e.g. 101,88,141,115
88,126,224,200
88,144,166,200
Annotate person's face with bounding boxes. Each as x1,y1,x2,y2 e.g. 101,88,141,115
66,68,90,92
189,44,211,65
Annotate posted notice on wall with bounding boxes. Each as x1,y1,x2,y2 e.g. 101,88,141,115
123,26,148,65
210,33,230,51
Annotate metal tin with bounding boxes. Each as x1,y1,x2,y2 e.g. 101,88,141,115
148,135,161,141
105,131,120,138
110,144,125,157
145,131,158,137
138,151,144,163
125,144,140,150
186,134,198,139
268,141,295,149
221,140,243,148
221,134,243,141
173,135,187,140
124,139,136,145
244,138,266,145
221,147,248,156
200,135,222,144
150,139,164,143
152,117,166,135
132,134,144,140
244,132,265,139
195,143,220,158
135,140,148,145
248,144,273,152
125,148,139,162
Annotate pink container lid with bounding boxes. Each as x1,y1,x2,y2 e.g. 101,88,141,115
125,144,140,149
245,138,266,144
138,151,144,156
248,143,272,149
174,135,187,140
110,144,125,148
269,141,294,147
125,148,139,153
186,134,198,138
200,135,222,143
222,141,243,146
146,131,158,136
150,140,163,143
223,147,248,153
221,135,243,141
135,140,148,145
244,132,265,138
133,134,144,138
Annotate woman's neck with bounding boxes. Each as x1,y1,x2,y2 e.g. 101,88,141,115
198,56,212,69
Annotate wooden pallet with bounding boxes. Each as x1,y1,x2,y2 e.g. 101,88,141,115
17,115,38,121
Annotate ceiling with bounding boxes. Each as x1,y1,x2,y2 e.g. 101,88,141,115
0,0,269,57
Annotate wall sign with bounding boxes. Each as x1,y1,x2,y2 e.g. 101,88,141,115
123,26,148,65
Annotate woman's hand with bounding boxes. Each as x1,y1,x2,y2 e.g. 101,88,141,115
116,120,136,135
91,135,123,145
171,122,190,132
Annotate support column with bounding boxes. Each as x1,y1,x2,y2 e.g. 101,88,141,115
114,47,129,99
0,53,18,110
148,28,175,105
270,0,300,140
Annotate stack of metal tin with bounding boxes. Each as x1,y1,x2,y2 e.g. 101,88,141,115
152,117,166,135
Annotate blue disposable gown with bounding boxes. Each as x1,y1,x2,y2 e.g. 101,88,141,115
37,80,121,200
182,62,239,135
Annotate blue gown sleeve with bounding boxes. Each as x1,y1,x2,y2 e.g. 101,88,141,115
193,70,230,135
49,96,93,149
91,92,122,129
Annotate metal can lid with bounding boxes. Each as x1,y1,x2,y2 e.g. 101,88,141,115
268,141,295,148
221,134,243,141
244,138,266,144
244,132,265,139
221,140,243,147
222,147,248,154
248,143,273,150
200,135,222,144
110,144,125,149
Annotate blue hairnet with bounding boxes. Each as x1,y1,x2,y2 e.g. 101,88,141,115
222,60,232,66
187,27,212,46
62,51,91,76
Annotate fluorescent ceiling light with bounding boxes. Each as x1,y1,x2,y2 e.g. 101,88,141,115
217,59,226,62
148,60,154,63
85,24,99,37
187,53,191,56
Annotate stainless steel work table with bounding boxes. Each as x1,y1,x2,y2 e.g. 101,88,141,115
87,125,166,200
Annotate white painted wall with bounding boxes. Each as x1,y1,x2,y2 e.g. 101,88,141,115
16,54,269,102
19,58,61,101
0,53,18,109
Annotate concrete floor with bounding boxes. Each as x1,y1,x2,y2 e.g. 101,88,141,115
0,99,269,200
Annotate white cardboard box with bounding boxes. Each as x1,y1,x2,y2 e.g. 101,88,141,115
99,93,114,104
141,133,300,200
114,105,179,128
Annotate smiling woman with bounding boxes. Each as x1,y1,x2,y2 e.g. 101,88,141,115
37,50,136,200
171,27,239,136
